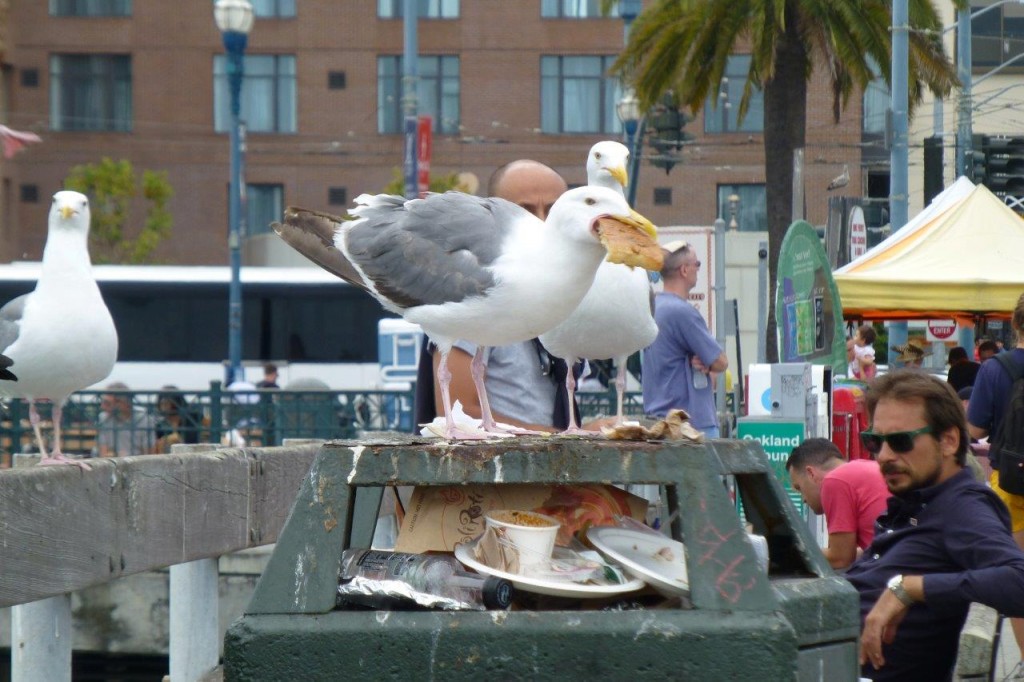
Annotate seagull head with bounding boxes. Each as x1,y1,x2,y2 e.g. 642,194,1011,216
548,186,662,272
51,190,90,229
586,140,630,196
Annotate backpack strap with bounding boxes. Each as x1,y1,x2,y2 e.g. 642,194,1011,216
995,352,1024,382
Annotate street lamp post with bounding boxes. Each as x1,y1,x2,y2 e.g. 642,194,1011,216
728,193,740,230
615,91,642,207
617,0,642,208
214,0,253,387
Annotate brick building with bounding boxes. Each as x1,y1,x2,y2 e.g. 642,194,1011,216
0,1,871,267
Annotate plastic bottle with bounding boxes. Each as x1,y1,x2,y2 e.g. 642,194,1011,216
692,369,708,389
338,548,513,610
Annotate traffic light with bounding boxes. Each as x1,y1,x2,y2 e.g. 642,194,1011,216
965,134,988,184
982,135,1024,198
646,93,694,174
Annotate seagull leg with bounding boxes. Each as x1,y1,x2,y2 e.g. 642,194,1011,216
469,347,500,432
437,349,490,441
37,400,90,470
560,357,587,435
614,354,627,425
28,400,48,457
471,347,544,436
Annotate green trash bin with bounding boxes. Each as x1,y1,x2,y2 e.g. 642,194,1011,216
224,437,859,681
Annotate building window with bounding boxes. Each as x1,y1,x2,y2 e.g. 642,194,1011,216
20,185,39,203
653,187,672,206
377,55,460,134
328,187,348,206
541,55,621,134
251,0,295,17
378,0,459,18
703,55,764,134
971,2,1024,70
717,184,767,232
50,54,132,132
50,0,130,16
214,55,296,134
541,0,618,17
328,71,346,90
862,56,887,135
246,184,283,237
21,69,39,88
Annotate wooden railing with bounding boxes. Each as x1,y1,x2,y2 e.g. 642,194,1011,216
1,441,322,681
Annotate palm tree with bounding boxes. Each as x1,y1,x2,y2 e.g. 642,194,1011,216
607,0,962,361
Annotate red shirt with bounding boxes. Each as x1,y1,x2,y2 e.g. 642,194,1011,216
821,459,891,549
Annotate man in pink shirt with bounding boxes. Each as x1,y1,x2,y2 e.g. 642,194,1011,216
786,437,892,569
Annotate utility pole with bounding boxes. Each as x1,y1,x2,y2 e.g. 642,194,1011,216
402,0,418,199
888,0,911,363
955,8,973,178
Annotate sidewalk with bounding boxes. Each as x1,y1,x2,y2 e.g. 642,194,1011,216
995,616,1021,680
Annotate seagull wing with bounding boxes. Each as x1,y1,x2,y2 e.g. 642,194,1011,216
342,192,526,311
0,294,26,356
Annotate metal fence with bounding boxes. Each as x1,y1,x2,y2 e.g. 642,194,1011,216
0,383,644,464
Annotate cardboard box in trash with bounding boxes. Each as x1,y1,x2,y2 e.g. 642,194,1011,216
395,484,649,553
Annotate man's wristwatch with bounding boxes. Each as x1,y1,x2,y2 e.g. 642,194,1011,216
886,574,914,606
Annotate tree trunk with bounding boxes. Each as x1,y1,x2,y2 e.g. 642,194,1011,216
762,13,808,363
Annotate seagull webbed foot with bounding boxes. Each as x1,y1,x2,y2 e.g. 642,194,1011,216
38,453,92,471
443,426,498,441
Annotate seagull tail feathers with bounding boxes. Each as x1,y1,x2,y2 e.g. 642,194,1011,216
0,353,17,381
272,206,367,289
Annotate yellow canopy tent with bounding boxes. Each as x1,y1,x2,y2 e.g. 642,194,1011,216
834,178,1024,321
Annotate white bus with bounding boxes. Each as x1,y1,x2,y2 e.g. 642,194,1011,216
0,262,398,390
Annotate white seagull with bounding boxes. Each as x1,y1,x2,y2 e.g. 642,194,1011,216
0,191,118,467
274,186,662,439
539,141,659,431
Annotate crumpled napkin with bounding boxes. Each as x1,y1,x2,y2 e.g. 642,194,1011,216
600,408,706,442
473,525,521,574
418,400,517,439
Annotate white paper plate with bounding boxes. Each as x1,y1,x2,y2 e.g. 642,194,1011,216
587,527,689,596
454,540,645,598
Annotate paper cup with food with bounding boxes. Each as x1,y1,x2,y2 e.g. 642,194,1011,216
483,510,561,574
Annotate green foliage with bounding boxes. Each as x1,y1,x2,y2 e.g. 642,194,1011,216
873,323,888,363
381,168,462,196
64,157,174,264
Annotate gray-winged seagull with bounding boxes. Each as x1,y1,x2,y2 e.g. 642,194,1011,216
539,141,658,431
0,191,118,467
274,185,662,439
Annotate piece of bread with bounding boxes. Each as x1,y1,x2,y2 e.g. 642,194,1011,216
596,217,664,271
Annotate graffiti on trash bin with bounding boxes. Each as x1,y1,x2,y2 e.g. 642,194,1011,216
694,497,756,604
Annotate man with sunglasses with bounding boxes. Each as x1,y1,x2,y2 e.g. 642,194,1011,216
642,242,728,437
844,370,1024,681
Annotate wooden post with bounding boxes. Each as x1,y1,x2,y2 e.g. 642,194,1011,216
12,594,72,682
169,558,220,682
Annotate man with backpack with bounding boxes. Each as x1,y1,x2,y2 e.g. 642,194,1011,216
968,291,1024,679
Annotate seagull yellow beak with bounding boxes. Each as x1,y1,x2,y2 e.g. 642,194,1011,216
595,210,663,272
608,164,629,189
59,205,75,220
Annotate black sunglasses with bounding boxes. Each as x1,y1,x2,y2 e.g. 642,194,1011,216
860,426,933,456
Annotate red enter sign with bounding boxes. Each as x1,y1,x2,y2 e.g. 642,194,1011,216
926,319,957,341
